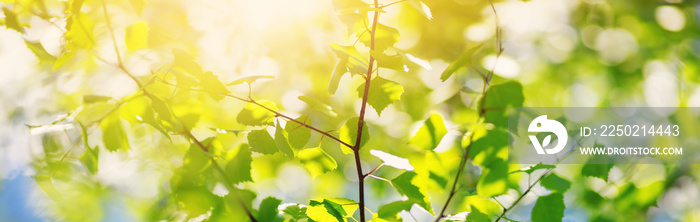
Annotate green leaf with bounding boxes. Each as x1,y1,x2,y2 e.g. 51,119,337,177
226,75,275,86
328,58,348,94
332,0,370,35
275,120,295,158
476,158,508,198
125,21,149,51
581,148,614,182
440,44,482,81
479,81,524,128
360,23,400,52
2,7,22,32
465,209,490,222
199,71,230,101
79,124,99,175
183,142,212,173
225,144,253,184
258,196,282,222
65,12,95,49
224,189,257,220
100,111,130,152
298,147,337,178
369,149,414,171
407,0,433,19
582,162,614,182
24,41,56,65
409,113,447,150
282,204,308,221
285,117,311,151
298,96,338,117
356,76,403,116
531,193,565,222
172,48,203,76
390,171,433,214
306,198,357,222
248,129,278,155
377,200,413,219
330,43,368,75
510,162,556,175
236,101,277,126
82,95,113,104
174,186,219,217
541,173,571,193
339,117,369,153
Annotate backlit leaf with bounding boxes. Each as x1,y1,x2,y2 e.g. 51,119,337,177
258,196,282,222
225,144,253,184
409,113,447,150
65,12,95,49
248,129,277,155
24,41,56,65
100,111,130,152
236,101,277,126
370,149,414,171
440,44,482,81
2,7,21,32
330,43,368,75
298,95,337,117
476,158,508,198
377,200,413,219
125,21,149,51
226,75,275,86
531,193,565,222
407,0,433,19
275,120,295,158
339,117,369,153
390,171,433,214
285,117,311,151
360,23,400,52
306,198,357,222
510,162,556,175
356,76,403,116
479,81,524,128
541,172,571,193
298,147,337,178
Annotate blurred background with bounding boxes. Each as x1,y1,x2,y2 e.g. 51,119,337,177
2,0,700,221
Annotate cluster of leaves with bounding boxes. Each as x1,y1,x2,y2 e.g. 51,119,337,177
3,0,695,221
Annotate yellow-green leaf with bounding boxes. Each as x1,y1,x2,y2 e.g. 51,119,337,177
409,113,447,150
339,117,369,153
225,144,253,184
248,129,277,155
236,101,277,126
226,75,275,86
100,111,130,152
125,21,149,51
531,193,565,222
360,23,399,52
356,76,403,116
298,147,337,178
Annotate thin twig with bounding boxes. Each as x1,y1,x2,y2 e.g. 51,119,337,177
353,0,380,221
99,2,257,220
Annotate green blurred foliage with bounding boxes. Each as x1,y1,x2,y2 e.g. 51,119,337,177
2,0,700,221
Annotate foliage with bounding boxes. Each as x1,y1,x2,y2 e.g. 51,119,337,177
2,0,699,221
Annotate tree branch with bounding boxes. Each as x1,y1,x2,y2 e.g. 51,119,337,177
353,0,380,221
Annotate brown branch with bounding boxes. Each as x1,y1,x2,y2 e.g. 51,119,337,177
155,78,354,149
353,0,380,221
